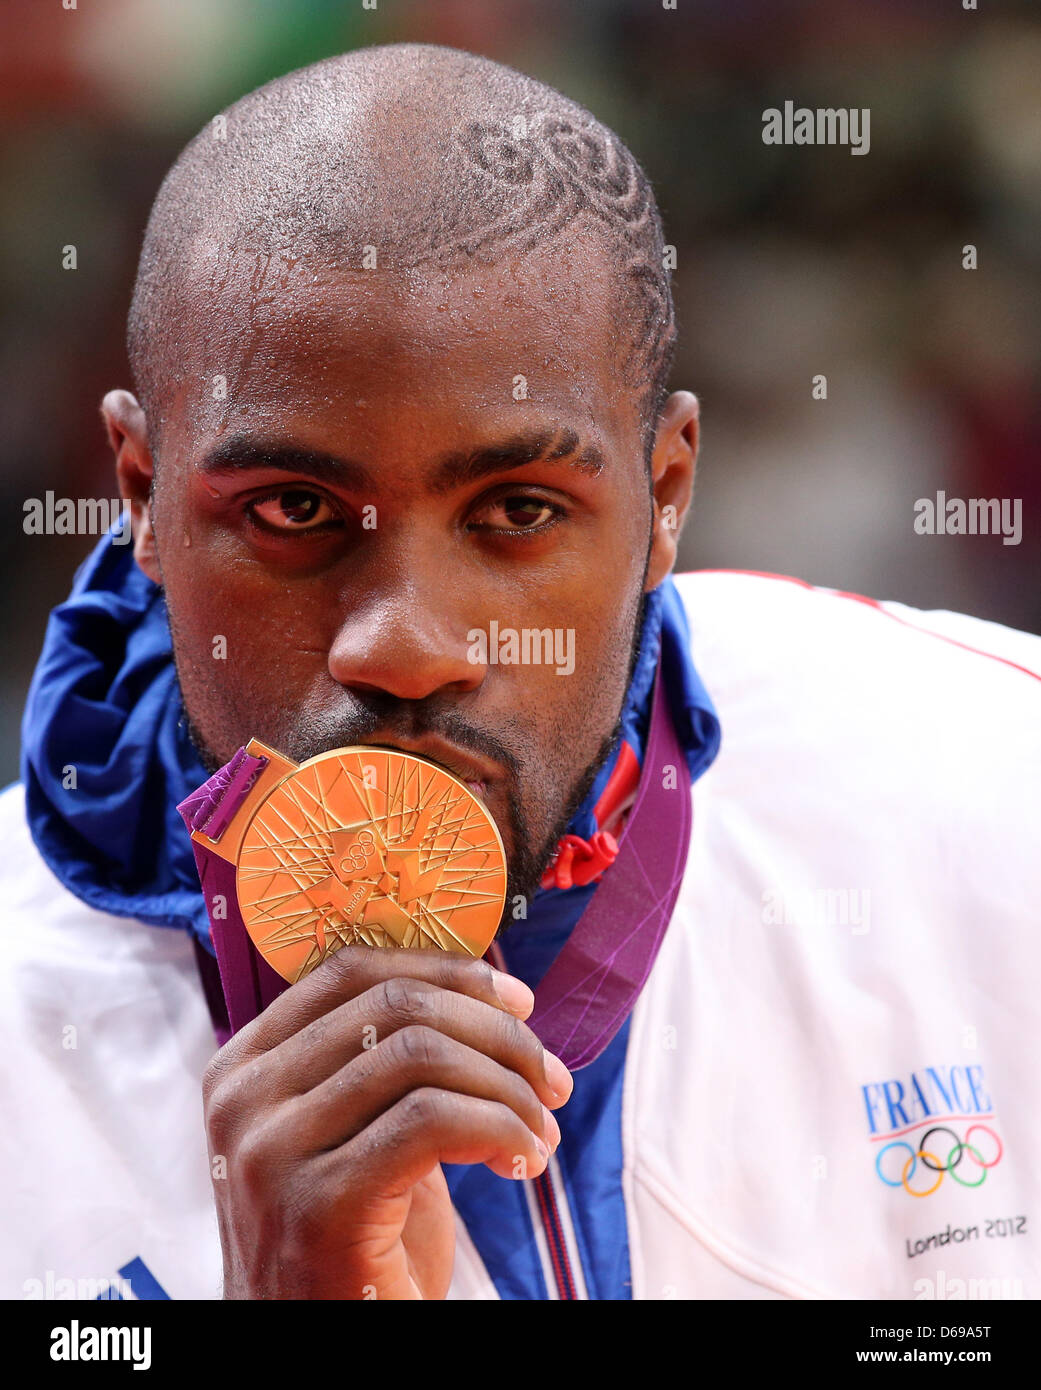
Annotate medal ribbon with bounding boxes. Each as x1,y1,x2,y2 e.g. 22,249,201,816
178,760,289,1041
526,666,693,1070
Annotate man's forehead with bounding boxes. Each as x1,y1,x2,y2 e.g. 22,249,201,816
185,232,621,345
160,239,639,459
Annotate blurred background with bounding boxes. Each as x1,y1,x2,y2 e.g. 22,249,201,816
2,0,1039,780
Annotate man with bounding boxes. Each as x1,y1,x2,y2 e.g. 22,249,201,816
6,43,1039,1301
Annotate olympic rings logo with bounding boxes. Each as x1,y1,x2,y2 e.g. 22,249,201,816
874,1124,1003,1196
339,829,376,875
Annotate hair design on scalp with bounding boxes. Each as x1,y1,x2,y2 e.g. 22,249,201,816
128,44,676,455
443,115,674,426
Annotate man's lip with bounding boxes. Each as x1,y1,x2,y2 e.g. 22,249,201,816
364,736,499,797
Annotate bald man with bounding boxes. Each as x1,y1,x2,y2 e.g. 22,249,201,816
8,44,1041,1302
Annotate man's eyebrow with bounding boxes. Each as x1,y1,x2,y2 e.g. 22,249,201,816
195,436,376,490
427,429,606,494
194,429,605,493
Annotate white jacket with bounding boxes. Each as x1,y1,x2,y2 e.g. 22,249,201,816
3,572,1038,1300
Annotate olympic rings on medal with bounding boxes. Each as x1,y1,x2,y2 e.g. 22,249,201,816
874,1123,1003,1195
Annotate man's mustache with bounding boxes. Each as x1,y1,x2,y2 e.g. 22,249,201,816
286,694,523,784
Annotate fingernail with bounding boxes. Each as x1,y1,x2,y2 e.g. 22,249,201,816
532,1134,549,1163
542,1048,573,1101
491,970,535,1017
542,1104,561,1150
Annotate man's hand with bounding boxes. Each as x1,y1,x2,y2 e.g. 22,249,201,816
202,945,573,1300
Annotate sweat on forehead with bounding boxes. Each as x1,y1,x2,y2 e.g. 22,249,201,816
128,42,676,450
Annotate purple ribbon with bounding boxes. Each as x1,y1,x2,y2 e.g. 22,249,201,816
527,669,693,1069
178,756,288,1043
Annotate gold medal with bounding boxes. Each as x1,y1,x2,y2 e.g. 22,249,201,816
220,745,506,982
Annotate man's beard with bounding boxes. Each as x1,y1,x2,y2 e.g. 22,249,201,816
497,718,620,928
498,589,649,922
180,593,649,931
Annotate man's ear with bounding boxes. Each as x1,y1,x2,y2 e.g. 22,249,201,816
644,390,698,592
102,389,161,585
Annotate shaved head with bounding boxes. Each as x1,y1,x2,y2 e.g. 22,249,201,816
127,42,676,457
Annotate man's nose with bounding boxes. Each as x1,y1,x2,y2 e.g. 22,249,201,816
327,579,487,702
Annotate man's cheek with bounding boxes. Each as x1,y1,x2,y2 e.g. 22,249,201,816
172,570,313,680
170,606,312,754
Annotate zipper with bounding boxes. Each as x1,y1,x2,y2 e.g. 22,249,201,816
488,945,591,1300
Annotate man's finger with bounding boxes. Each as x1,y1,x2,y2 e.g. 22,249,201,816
204,943,533,1086
277,1027,560,1154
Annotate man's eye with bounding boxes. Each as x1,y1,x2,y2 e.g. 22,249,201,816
246,490,339,531
475,496,560,532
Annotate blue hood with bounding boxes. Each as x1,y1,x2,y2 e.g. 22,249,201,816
21,533,211,942
21,528,720,954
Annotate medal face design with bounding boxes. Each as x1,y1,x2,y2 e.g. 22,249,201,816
235,747,507,982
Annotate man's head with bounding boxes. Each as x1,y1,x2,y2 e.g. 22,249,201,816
104,43,699,912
